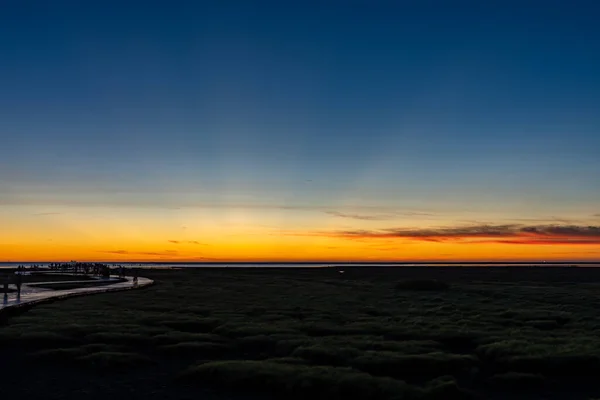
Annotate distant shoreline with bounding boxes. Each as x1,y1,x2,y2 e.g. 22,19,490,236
1,261,599,266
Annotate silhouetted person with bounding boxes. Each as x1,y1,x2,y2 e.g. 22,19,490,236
15,272,22,301
132,268,138,285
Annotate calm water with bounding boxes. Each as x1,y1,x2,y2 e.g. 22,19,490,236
1,262,599,269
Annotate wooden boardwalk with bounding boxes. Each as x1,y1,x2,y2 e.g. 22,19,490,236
1,273,153,312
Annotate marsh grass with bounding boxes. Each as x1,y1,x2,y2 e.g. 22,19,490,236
179,360,423,400
486,372,546,390
158,342,230,358
77,351,153,369
395,279,450,291
4,267,600,399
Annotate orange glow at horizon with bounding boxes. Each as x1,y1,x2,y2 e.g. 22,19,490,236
2,236,599,263
2,206,599,262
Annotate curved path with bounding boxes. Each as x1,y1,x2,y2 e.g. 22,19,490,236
0,273,153,312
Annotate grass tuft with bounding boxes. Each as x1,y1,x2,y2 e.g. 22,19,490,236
158,342,229,357
179,360,421,400
77,351,152,369
395,279,450,291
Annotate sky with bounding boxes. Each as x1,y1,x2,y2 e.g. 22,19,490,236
1,0,599,262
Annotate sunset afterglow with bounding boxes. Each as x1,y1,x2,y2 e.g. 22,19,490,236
1,2,599,262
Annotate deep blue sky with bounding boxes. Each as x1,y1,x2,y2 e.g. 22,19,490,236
1,0,599,215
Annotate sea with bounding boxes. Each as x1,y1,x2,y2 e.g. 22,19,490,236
1,262,599,269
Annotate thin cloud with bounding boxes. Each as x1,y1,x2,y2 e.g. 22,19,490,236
97,250,220,261
32,212,62,216
371,246,402,251
506,217,574,224
99,250,180,256
324,210,434,221
0,195,437,215
480,238,600,245
325,211,394,221
400,211,435,216
168,240,207,245
314,224,600,245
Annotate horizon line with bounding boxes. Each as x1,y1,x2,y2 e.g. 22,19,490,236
1,261,599,264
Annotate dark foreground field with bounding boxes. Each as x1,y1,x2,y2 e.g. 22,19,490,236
2,267,600,400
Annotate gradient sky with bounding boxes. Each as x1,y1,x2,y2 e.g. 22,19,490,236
1,1,599,262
